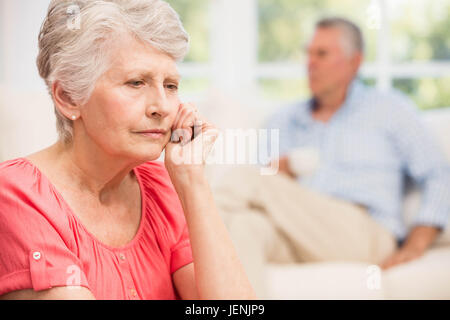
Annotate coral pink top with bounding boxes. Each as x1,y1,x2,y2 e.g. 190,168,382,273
0,158,193,299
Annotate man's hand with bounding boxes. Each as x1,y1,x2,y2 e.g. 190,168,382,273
380,225,440,270
274,155,296,178
379,245,425,270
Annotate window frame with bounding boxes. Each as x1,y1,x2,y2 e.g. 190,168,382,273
177,0,450,108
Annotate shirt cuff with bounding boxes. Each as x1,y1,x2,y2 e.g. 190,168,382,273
0,250,91,297
411,208,449,231
170,244,193,274
0,267,90,296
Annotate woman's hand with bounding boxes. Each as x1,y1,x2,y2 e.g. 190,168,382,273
164,103,219,185
164,103,256,300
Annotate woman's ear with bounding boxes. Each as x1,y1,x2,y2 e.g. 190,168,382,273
52,81,80,119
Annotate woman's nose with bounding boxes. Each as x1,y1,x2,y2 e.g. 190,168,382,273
145,85,170,118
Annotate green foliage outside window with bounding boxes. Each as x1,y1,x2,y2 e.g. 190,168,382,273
258,0,449,108
390,0,450,61
167,0,449,109
258,0,378,63
167,0,210,63
393,78,450,110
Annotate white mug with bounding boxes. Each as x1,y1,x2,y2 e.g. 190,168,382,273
287,147,320,177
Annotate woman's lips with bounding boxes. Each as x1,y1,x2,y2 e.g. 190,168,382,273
136,129,167,139
139,132,165,139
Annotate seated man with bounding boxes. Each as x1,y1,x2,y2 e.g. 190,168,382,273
213,17,450,298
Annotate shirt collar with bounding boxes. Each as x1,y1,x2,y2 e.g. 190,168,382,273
293,78,365,126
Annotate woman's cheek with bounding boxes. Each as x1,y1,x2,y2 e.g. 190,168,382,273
168,98,181,124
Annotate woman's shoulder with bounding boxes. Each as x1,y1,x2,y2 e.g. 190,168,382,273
0,157,71,230
0,157,41,189
134,160,181,210
134,160,173,190
0,157,53,208
136,159,166,171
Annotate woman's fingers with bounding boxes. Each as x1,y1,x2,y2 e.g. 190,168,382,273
172,103,197,129
170,102,219,148
166,103,219,166
172,103,201,144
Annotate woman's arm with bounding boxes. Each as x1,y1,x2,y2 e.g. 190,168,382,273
0,286,95,300
166,103,256,300
173,263,199,299
170,170,256,300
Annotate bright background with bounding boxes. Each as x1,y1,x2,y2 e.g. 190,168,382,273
0,0,449,161
170,0,450,109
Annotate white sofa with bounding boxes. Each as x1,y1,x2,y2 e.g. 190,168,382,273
263,109,450,300
194,92,450,300
197,90,450,300
265,110,450,300
1,86,449,299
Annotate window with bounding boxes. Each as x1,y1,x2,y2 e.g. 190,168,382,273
170,0,450,109
256,0,450,109
258,0,378,63
2,1,448,109
168,0,210,63
393,78,450,110
390,0,450,62
257,0,378,102
167,0,211,100
389,0,450,110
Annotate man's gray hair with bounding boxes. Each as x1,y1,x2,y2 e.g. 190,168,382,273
316,17,364,56
37,0,189,145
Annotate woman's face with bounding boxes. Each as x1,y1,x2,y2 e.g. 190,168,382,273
79,36,181,162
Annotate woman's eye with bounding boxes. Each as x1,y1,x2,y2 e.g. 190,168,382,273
127,80,145,88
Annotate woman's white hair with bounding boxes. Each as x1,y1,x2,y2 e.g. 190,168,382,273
37,0,189,144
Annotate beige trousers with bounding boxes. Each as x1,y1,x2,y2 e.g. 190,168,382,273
212,166,397,298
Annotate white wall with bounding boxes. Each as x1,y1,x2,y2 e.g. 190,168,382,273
0,0,57,162
1,0,49,91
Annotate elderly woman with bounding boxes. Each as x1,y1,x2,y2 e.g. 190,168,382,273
0,0,255,300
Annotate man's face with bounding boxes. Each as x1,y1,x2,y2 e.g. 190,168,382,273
79,36,181,162
307,27,360,98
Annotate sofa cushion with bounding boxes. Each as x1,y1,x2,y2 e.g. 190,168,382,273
266,262,386,300
266,247,450,299
383,247,450,299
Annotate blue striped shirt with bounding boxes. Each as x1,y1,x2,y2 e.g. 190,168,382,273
264,80,450,241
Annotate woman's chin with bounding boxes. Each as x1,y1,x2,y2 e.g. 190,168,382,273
124,138,167,162
138,145,165,162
